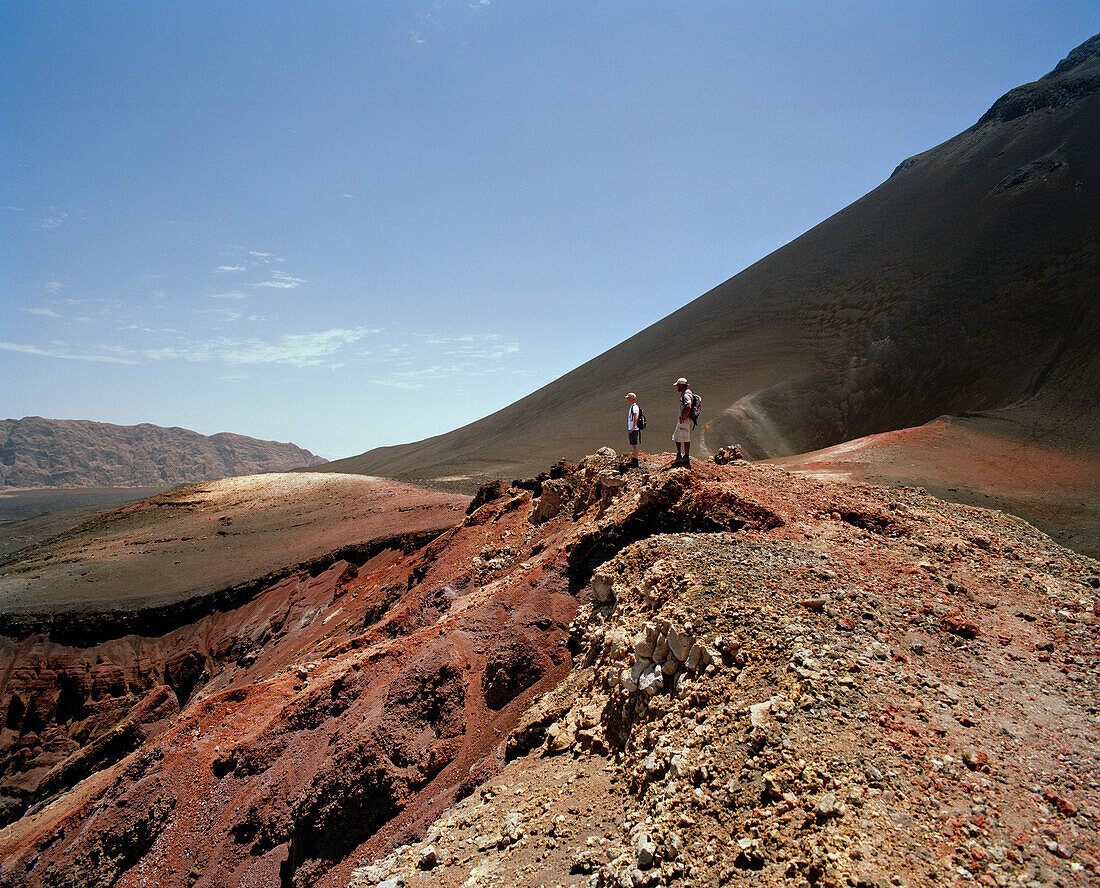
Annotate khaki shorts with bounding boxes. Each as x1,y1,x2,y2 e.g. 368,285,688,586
672,421,691,443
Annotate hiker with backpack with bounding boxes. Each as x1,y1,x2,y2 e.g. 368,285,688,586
625,392,645,467
672,377,700,467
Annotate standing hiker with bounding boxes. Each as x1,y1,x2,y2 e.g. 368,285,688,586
672,377,697,467
625,392,642,467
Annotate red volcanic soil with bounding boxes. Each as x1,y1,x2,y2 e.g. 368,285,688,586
0,473,468,641
773,415,1100,558
1,452,1098,888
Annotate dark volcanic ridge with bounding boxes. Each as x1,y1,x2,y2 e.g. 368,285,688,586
321,35,1100,556
0,451,1097,888
0,416,326,489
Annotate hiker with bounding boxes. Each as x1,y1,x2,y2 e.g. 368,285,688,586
673,377,695,466
625,392,642,467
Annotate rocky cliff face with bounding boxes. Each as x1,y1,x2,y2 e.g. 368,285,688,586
0,416,326,488
1,452,1097,888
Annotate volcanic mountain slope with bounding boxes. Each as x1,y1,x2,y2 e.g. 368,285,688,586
323,36,1100,547
773,414,1100,559
0,416,326,488
1,451,1098,888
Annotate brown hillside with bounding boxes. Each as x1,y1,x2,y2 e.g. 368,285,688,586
0,416,326,488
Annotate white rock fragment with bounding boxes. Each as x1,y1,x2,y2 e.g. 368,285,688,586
633,625,657,659
667,628,693,661
639,666,664,696
591,570,616,603
652,633,670,662
501,811,524,846
750,698,775,729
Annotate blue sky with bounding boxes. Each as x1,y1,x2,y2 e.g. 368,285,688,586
2,2,1097,460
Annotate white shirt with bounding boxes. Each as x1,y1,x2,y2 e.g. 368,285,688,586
627,402,640,431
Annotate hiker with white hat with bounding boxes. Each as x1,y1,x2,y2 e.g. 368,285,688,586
672,377,695,467
625,392,643,467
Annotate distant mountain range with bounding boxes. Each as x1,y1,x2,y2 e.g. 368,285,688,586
322,35,1100,553
0,417,326,488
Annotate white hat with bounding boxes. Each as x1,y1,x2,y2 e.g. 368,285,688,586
674,377,687,386
625,392,636,399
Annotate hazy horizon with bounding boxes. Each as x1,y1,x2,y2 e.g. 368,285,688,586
3,2,1097,460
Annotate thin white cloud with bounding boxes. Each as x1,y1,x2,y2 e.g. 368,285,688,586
215,265,247,273
2,205,26,212
65,296,120,308
0,341,137,364
418,332,520,359
23,306,61,318
422,333,480,345
209,292,249,300
367,331,521,390
254,271,307,289
95,344,137,357
39,212,68,230
246,250,284,263
118,323,179,335
371,378,427,390
144,327,375,367
44,280,63,293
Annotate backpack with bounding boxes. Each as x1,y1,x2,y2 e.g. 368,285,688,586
636,409,647,431
688,393,702,427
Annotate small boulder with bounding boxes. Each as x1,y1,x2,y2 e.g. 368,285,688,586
500,811,524,846
750,698,774,729
591,570,616,603
942,611,980,638
466,479,506,515
530,479,571,523
633,625,657,659
712,444,745,464
418,846,438,870
667,628,692,661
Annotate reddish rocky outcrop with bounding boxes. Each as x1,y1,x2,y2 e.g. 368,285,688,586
0,452,1097,888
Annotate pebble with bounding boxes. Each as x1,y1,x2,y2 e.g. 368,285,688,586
814,792,841,818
